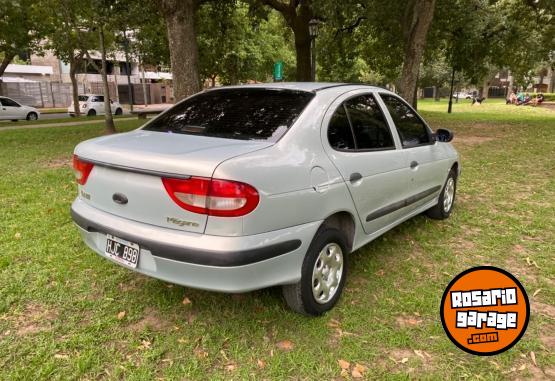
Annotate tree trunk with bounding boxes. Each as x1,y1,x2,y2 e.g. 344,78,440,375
69,57,81,117
262,0,314,82
160,0,201,101
399,0,436,107
291,6,312,82
0,53,14,78
548,65,555,93
0,53,15,96
292,25,312,81
99,27,116,134
480,78,489,99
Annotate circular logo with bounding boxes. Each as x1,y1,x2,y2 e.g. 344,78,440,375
440,266,529,356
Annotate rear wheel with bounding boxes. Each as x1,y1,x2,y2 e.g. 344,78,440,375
115,108,123,115
282,227,348,316
26,112,38,121
87,109,96,116
426,169,457,220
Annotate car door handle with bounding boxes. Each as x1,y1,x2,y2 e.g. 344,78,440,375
349,172,362,183
410,161,419,169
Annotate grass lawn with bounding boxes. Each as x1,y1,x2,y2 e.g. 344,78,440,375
0,101,553,380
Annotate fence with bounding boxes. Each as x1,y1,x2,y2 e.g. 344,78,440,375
0,81,174,108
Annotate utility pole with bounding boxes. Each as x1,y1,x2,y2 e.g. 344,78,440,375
448,66,456,114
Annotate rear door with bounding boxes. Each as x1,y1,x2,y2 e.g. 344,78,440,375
322,91,411,235
91,95,105,114
378,93,446,213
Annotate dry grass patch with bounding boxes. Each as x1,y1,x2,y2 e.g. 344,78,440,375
10,303,59,336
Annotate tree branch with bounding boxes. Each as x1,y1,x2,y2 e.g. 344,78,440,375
334,16,366,38
260,0,290,15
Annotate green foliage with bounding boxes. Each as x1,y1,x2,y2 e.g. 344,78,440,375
0,0,46,63
197,3,295,84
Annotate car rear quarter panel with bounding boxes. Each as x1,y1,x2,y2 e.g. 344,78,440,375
209,92,360,236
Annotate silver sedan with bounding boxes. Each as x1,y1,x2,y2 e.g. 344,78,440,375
71,83,460,316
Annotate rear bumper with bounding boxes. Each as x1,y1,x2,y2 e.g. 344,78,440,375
70,198,320,292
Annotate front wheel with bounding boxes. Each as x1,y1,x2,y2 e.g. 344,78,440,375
282,227,348,316
87,109,96,116
26,112,38,121
115,108,123,115
426,169,457,220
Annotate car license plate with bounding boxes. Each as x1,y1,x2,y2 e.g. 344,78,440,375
105,234,140,268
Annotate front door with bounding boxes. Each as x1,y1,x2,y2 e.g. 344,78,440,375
322,91,411,235
0,97,23,119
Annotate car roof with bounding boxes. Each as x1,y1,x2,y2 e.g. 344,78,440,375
205,82,390,94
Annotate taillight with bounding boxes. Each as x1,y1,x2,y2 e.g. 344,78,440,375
72,155,94,185
162,177,259,217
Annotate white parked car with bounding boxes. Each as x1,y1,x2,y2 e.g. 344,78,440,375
71,83,460,315
0,96,40,121
68,94,123,117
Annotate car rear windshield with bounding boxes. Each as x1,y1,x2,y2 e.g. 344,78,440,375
143,88,315,142
78,96,89,101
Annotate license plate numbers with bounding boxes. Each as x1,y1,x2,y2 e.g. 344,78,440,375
105,234,140,268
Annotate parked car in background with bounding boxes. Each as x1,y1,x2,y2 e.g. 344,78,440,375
0,96,40,121
68,94,123,117
453,91,473,99
71,83,460,316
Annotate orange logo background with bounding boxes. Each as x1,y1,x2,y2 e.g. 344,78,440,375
440,266,529,356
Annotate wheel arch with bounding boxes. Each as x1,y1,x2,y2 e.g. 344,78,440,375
320,211,356,252
451,161,460,178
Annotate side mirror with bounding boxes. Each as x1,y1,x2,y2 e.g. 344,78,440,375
435,128,454,142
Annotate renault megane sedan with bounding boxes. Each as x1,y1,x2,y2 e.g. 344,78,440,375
71,83,459,315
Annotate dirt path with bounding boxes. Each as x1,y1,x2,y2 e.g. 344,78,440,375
0,117,136,132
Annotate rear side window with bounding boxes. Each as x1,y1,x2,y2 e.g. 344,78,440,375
91,96,104,102
78,96,89,101
327,94,394,151
380,94,431,147
144,89,315,142
328,105,355,150
344,95,394,150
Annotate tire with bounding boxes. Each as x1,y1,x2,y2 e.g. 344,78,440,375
115,108,123,115
282,227,348,316
26,112,38,121
87,109,96,116
426,169,457,220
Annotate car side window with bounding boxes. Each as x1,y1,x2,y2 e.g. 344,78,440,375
91,96,104,102
344,95,394,150
380,94,431,147
1,98,20,107
328,105,355,150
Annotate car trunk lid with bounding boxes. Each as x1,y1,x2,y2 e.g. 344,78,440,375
75,130,271,233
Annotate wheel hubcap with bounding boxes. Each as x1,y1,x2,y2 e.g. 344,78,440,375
443,177,455,213
311,243,343,304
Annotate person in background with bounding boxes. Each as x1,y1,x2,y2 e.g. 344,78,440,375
507,91,517,104
516,92,525,105
532,93,544,106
